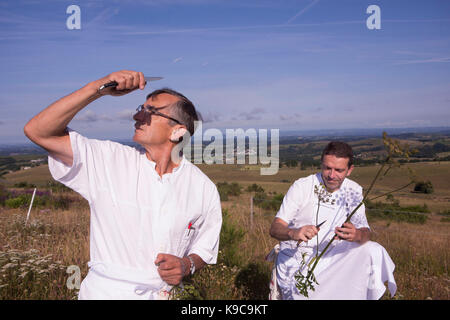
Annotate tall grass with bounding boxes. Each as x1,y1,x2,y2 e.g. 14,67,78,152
0,194,90,300
0,183,448,300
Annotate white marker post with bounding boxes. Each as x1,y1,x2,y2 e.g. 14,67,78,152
25,188,37,227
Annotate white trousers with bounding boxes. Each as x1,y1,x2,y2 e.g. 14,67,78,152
276,241,397,300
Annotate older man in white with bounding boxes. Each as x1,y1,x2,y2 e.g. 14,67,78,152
270,141,396,300
24,70,222,299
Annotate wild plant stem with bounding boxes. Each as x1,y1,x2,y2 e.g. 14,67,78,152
368,181,414,202
315,202,320,258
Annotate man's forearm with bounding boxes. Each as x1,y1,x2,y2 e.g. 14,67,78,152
269,222,292,241
24,81,102,141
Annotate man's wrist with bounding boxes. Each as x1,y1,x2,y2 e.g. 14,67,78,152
180,257,189,277
356,228,370,244
354,229,361,242
287,228,294,240
85,80,106,98
187,255,195,275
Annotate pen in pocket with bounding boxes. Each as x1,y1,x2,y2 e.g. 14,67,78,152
187,222,195,236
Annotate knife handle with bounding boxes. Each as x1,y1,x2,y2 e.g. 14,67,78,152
98,80,149,92
98,81,118,91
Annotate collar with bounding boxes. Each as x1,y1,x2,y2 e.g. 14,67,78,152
144,154,186,176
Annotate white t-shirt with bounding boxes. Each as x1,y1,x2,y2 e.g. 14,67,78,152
276,173,370,257
48,129,222,298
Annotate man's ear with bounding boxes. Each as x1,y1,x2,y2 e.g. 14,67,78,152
170,127,187,142
346,165,354,177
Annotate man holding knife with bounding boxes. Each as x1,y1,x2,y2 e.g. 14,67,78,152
269,141,396,300
24,70,222,299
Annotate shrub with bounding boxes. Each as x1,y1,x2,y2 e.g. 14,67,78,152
218,209,245,267
253,192,284,212
216,182,242,201
414,181,434,194
5,195,30,209
1,188,75,210
235,262,271,299
171,263,244,300
13,182,36,188
437,210,450,223
285,159,298,167
365,200,428,224
0,184,9,206
246,183,264,193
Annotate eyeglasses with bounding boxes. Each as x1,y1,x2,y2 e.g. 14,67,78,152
135,104,182,125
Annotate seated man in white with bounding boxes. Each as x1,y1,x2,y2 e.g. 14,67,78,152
269,141,396,300
24,70,222,299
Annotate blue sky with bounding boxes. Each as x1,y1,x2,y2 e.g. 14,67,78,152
1,0,449,143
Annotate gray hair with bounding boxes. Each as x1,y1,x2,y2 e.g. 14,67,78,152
146,87,202,136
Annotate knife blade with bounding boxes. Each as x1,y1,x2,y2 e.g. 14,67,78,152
98,76,163,91
296,220,326,247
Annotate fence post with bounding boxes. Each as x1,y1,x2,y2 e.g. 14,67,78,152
25,187,37,227
250,195,254,230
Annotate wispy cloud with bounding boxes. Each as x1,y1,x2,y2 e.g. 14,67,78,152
285,0,320,24
201,111,222,123
73,109,139,123
172,56,183,63
85,7,120,27
393,56,450,65
237,107,267,121
119,20,364,36
115,109,135,121
280,113,302,121
74,110,112,122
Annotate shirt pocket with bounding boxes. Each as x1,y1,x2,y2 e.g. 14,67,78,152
177,227,196,257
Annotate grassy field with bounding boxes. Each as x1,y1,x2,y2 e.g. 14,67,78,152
0,161,449,299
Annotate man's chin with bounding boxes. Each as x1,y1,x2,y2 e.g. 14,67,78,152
324,181,341,192
132,132,140,143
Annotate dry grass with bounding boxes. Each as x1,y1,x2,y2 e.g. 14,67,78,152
219,192,450,300
0,202,90,299
1,161,449,299
370,216,450,299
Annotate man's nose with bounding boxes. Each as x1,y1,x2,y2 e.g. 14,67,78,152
329,169,337,179
133,111,143,122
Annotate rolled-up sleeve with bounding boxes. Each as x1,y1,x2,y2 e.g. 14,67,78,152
187,184,222,264
276,178,309,224
350,202,370,230
48,129,94,202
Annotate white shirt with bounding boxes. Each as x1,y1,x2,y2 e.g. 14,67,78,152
276,173,369,257
48,129,222,299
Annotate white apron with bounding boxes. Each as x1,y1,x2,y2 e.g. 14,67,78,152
276,240,397,300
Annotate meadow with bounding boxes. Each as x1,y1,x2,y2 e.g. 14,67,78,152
0,161,449,300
